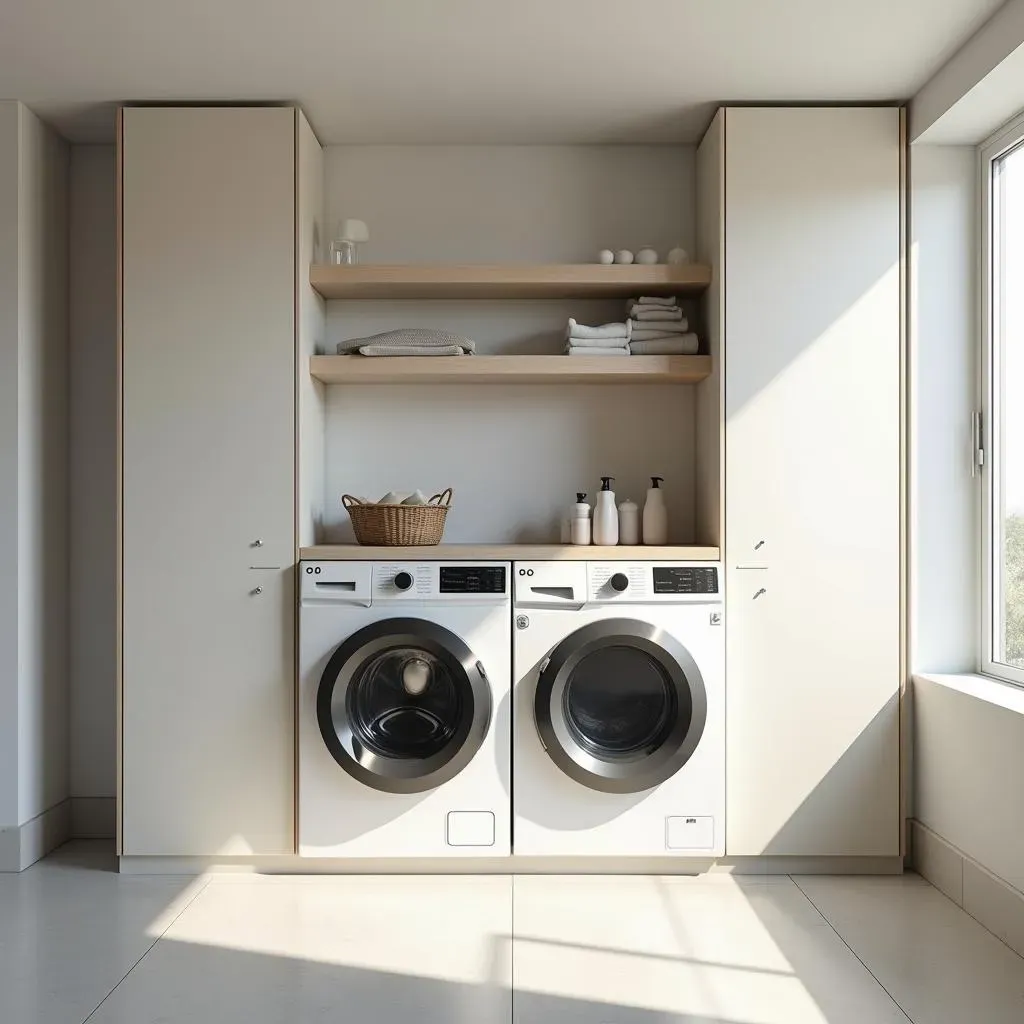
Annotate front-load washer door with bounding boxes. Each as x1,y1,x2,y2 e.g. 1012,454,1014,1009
534,617,707,794
317,617,492,794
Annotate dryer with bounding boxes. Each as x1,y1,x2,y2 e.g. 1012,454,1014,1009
513,561,724,857
299,560,511,858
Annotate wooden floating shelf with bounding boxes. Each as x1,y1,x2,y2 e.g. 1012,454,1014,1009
300,544,721,562
309,354,711,385
309,263,712,300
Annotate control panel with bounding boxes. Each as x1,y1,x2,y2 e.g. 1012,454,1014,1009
653,565,719,595
298,562,510,603
370,561,509,601
439,565,507,594
514,562,723,605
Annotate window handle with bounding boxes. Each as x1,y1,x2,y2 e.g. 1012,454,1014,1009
972,410,985,478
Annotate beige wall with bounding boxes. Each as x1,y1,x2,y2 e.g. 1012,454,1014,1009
0,101,70,841
0,101,21,828
68,146,117,808
910,145,978,673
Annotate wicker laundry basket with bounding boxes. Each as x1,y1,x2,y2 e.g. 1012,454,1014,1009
342,488,453,546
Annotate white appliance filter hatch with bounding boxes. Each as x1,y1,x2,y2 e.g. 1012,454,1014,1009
666,816,715,850
446,811,495,847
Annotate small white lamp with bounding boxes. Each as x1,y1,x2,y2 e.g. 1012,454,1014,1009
331,218,370,264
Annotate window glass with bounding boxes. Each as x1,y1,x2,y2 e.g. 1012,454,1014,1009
992,143,1024,671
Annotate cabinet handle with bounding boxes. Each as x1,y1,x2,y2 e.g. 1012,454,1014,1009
753,587,766,600
252,538,264,548
735,564,769,571
252,586,263,596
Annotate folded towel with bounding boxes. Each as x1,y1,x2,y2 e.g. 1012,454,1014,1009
631,307,684,322
337,328,476,354
566,335,630,349
564,346,631,356
566,318,631,341
637,295,677,305
359,344,469,357
629,335,699,355
629,321,691,337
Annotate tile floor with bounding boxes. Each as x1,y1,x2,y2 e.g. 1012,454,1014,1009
2,843,1023,1024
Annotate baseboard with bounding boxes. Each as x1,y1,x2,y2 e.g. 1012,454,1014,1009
0,800,71,872
118,853,906,876
911,819,1024,959
70,797,116,839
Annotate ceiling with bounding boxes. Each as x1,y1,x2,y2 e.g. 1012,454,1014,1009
0,0,1006,144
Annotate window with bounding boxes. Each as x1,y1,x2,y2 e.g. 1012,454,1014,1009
982,117,1024,685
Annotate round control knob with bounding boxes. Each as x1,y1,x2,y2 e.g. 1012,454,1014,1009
610,573,629,592
394,571,414,592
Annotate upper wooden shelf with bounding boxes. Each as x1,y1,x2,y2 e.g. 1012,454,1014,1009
309,354,711,385
300,544,721,562
309,263,712,300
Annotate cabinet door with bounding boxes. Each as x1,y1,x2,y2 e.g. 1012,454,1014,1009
724,108,901,856
121,107,295,855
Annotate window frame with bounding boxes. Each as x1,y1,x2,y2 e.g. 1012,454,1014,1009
980,112,1024,687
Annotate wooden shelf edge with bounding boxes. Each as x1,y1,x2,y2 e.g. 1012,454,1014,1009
299,544,721,562
309,262,712,300
309,354,711,385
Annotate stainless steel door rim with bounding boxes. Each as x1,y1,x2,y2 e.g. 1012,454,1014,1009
317,617,492,794
534,618,707,794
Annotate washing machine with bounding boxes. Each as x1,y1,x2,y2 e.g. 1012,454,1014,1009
299,560,511,858
513,561,724,857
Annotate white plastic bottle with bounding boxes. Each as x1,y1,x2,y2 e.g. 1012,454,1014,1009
617,498,640,545
593,477,619,546
570,492,591,546
642,476,668,544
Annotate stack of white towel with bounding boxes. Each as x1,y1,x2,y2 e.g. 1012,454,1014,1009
626,297,699,354
564,318,630,356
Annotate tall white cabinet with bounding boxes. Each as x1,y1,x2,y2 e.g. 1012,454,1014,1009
120,107,300,855
698,108,903,857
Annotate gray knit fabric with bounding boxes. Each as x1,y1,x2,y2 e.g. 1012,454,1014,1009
337,328,476,355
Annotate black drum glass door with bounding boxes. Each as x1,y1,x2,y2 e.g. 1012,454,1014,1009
318,618,492,793
535,618,706,793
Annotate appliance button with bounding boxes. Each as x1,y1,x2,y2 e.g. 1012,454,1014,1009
610,573,629,592
394,571,414,591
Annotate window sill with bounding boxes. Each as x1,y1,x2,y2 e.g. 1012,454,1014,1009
913,672,1024,716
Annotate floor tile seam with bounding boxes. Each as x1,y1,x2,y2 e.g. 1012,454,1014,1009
78,874,214,1024
788,875,915,1023
510,872,516,1022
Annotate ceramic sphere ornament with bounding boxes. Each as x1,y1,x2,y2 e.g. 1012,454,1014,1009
597,249,615,264
635,246,659,265
614,249,634,265
667,247,690,265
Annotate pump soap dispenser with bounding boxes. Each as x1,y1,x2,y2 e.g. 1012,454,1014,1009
571,493,591,546
643,476,668,545
593,477,619,546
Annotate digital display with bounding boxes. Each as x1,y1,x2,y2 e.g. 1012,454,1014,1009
439,566,507,594
653,566,719,594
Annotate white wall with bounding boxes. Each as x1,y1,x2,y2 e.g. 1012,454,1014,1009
320,145,698,543
910,145,979,673
914,675,1024,893
324,383,696,544
324,145,694,265
68,146,117,810
0,102,69,852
